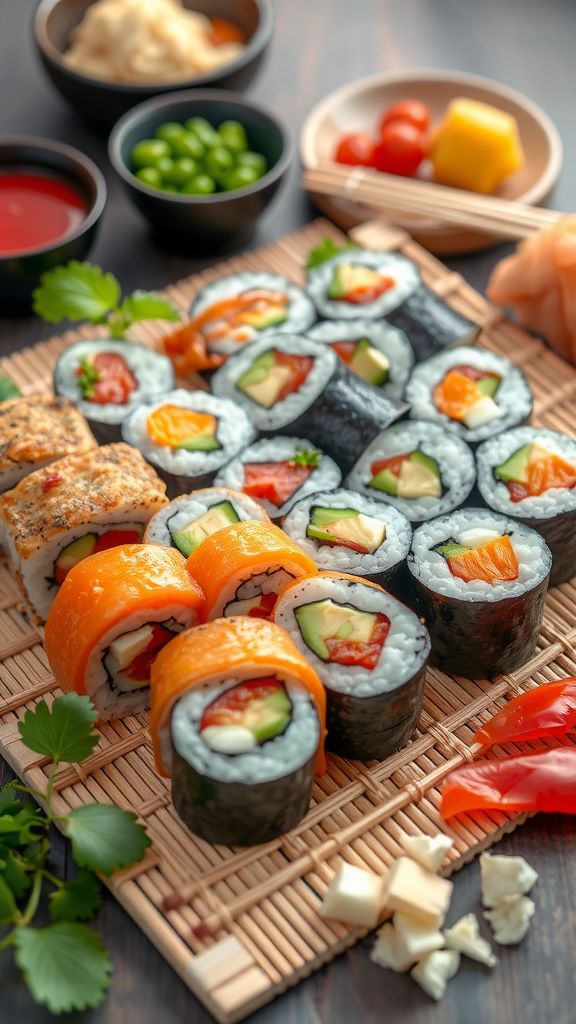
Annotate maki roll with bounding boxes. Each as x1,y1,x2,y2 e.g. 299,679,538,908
476,426,576,586
408,508,552,678
163,272,316,376
0,396,96,493
54,339,175,443
211,334,409,476
121,388,256,498
45,545,204,719
306,319,414,399
347,421,476,523
149,617,326,846
273,572,430,761
306,249,478,361
144,487,270,557
405,346,533,445
0,443,167,622
185,519,318,621
214,436,341,520
282,488,412,593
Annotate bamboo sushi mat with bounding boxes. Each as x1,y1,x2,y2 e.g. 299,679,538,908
1,216,576,1023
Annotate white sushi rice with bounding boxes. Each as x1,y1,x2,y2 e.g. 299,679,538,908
214,436,342,518
306,318,415,400
121,389,255,477
54,339,174,425
282,488,412,576
346,421,476,522
144,488,268,547
274,576,430,697
409,508,551,602
306,249,420,320
476,427,576,519
171,678,319,784
405,346,533,444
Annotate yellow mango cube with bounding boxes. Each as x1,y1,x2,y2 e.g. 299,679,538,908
430,98,524,194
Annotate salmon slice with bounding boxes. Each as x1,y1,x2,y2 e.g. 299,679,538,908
527,452,576,496
433,370,480,421
448,535,519,584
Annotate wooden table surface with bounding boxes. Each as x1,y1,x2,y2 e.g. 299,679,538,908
2,0,576,1021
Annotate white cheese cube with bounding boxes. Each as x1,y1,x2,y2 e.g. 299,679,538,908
399,834,454,873
383,857,453,930
320,863,385,929
109,624,154,669
480,852,538,907
394,912,444,960
410,949,460,1001
370,922,413,973
458,528,501,549
484,895,535,945
444,913,497,966
463,395,503,430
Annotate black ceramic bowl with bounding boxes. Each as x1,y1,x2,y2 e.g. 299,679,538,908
34,0,273,133
0,137,106,317
109,90,291,248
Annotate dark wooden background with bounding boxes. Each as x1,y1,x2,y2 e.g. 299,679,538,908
2,0,576,1020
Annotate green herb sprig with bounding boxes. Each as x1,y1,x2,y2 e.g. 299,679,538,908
0,692,150,1013
292,447,320,468
305,237,358,269
0,377,21,403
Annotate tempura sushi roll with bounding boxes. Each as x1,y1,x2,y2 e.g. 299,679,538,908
306,319,414,399
476,426,576,586
150,617,326,846
0,395,96,493
144,487,270,557
347,421,476,523
405,346,533,445
214,437,341,520
273,572,430,761
211,334,409,476
45,545,204,719
408,508,552,678
306,249,478,360
54,338,175,443
121,388,256,498
185,519,318,621
0,443,167,622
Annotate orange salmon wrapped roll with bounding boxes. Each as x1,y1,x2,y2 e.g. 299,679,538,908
185,519,318,621
45,545,204,719
150,616,326,846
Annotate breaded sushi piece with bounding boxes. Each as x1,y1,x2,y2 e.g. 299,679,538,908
0,395,97,493
0,442,168,622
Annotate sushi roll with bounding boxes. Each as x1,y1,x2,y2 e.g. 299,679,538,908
346,421,476,523
149,617,327,846
211,334,409,476
121,388,256,498
405,346,533,445
408,508,552,678
214,436,341,520
144,487,270,558
273,572,430,762
306,248,478,360
282,488,412,593
0,443,167,622
476,426,576,586
44,545,205,719
0,396,96,493
54,339,175,443
185,519,318,621
306,319,414,399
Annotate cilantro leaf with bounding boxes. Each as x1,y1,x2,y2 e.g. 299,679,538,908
32,261,121,324
13,922,112,1012
0,851,31,899
18,693,99,766
121,291,181,324
0,377,21,402
49,868,102,922
0,806,45,848
0,785,22,816
305,237,358,269
292,447,320,467
0,873,17,924
64,804,150,876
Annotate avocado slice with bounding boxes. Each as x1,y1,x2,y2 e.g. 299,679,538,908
307,507,386,552
476,374,500,399
171,500,239,557
307,505,359,542
178,434,221,451
494,443,532,484
55,533,97,575
369,467,399,495
348,339,390,386
295,599,377,661
239,306,288,330
328,263,386,300
410,450,441,480
235,351,276,392
244,686,292,742
434,541,470,558
397,458,442,499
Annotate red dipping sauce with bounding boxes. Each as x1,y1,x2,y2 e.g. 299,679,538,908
0,172,87,256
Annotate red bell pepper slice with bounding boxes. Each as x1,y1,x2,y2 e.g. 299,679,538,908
475,678,576,749
243,461,313,507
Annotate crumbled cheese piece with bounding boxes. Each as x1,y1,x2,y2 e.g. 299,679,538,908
480,852,538,907
410,949,461,1001
370,922,413,973
320,863,385,929
394,912,445,960
399,834,454,873
383,857,453,929
463,395,503,429
484,895,535,945
444,913,497,966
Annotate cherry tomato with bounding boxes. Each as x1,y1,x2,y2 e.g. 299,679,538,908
373,122,425,177
334,133,375,167
380,99,431,134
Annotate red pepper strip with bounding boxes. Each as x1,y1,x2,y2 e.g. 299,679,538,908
475,678,576,748
325,614,391,670
440,747,576,819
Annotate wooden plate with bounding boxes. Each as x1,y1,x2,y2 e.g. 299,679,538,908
300,69,563,254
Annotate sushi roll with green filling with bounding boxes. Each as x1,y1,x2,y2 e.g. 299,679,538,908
144,487,270,557
306,319,414,399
